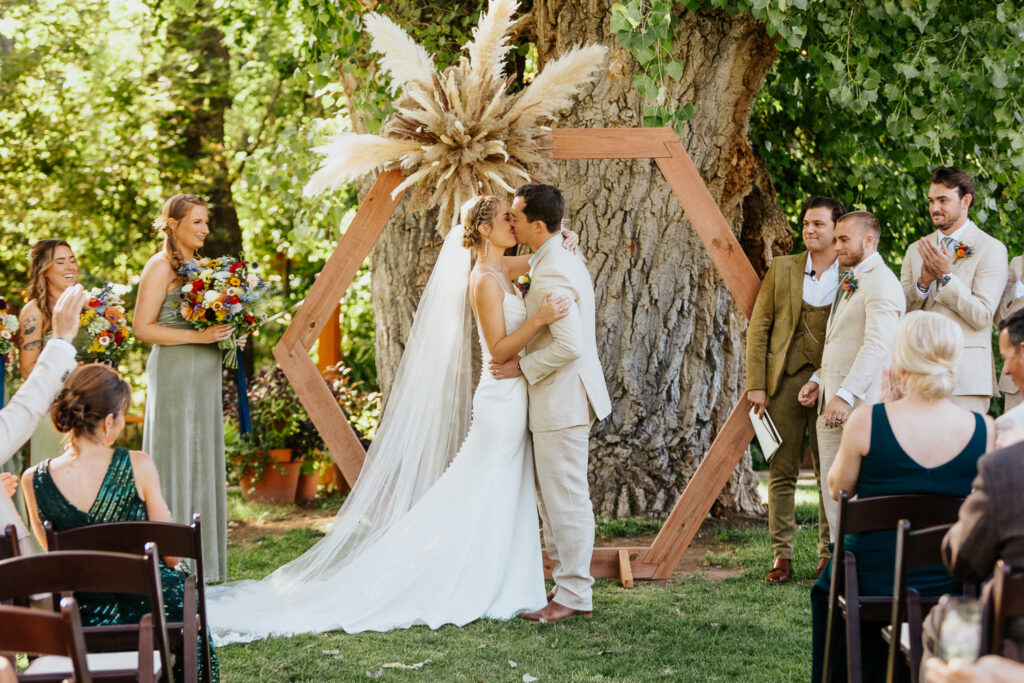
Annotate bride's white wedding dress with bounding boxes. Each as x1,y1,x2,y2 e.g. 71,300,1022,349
207,267,546,643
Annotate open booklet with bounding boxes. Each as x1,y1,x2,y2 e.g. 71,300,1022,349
749,407,783,461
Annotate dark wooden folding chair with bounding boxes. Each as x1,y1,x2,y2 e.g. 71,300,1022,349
45,515,211,683
883,521,957,683
0,545,173,682
0,523,20,561
822,492,964,683
986,559,1024,661
0,598,92,682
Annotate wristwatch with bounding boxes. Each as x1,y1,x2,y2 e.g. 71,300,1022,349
939,274,952,288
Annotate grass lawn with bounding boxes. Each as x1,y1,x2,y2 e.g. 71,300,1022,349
216,483,824,681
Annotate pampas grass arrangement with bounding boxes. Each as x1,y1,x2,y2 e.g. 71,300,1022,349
304,0,608,233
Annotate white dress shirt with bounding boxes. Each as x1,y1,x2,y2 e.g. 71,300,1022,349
803,256,840,307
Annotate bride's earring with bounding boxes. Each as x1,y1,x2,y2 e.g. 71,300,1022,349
484,239,490,257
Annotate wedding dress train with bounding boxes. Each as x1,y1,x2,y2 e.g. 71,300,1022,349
207,266,545,642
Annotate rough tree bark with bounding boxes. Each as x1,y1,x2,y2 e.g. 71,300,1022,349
368,3,792,517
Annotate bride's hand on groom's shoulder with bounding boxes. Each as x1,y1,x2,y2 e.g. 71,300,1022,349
561,229,579,254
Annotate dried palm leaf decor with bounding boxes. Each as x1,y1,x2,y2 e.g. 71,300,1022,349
304,0,608,233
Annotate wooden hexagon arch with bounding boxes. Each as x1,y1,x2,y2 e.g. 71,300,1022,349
275,127,760,582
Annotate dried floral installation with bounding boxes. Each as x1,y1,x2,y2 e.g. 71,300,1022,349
303,0,608,233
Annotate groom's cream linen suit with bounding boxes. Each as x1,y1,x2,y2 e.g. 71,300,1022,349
519,233,611,612
816,253,904,538
0,339,77,555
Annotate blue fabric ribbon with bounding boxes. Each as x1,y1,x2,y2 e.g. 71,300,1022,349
236,350,251,434
0,356,5,410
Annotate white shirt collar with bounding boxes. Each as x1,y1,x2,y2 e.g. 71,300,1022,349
937,219,974,244
805,256,839,280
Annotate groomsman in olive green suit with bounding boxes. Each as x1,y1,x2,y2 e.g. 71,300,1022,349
746,197,844,584
900,166,1008,412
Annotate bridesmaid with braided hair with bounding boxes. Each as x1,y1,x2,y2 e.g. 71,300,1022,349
133,194,233,582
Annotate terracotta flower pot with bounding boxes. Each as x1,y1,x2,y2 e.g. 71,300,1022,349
295,471,320,503
240,448,302,504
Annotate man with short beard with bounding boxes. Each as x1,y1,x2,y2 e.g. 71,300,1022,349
900,166,1008,412
746,196,843,584
798,211,905,537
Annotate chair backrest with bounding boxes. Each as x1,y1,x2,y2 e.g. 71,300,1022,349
989,559,1024,658
0,523,19,561
0,544,173,679
0,597,92,683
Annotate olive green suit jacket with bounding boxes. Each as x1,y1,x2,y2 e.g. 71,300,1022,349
745,253,809,398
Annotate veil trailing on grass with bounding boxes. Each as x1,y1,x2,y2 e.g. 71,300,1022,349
208,222,474,603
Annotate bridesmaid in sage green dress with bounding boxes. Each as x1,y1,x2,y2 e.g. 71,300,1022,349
15,240,85,521
134,195,235,582
21,364,219,682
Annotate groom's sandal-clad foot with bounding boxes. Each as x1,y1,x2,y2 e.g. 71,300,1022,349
765,558,793,585
522,601,592,623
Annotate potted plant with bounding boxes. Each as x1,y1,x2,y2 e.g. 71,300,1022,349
293,418,334,503
228,366,306,504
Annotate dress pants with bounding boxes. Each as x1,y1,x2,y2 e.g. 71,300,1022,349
816,415,845,543
767,367,830,560
533,423,594,612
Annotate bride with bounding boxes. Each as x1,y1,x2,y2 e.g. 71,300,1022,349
207,195,575,642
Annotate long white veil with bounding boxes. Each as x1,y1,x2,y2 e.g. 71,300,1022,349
209,222,473,597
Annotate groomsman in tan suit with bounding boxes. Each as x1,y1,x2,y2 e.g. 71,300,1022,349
996,255,1024,411
0,285,87,556
900,166,1008,412
798,212,905,537
746,196,844,584
490,184,611,623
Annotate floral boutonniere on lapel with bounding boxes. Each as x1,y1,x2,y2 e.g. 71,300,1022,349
840,271,859,299
953,242,974,263
516,274,531,296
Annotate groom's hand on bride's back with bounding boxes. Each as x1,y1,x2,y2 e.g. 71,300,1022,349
489,355,522,380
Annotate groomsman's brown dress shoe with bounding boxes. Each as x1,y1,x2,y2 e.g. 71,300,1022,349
813,556,830,581
765,558,793,584
522,601,592,623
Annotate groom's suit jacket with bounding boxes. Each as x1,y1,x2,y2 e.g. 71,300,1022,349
997,256,1024,398
900,221,1008,397
519,234,611,433
817,253,904,410
0,339,77,552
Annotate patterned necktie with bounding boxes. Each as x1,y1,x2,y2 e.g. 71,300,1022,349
941,236,956,252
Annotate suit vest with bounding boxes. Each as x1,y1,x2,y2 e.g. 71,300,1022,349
784,301,830,376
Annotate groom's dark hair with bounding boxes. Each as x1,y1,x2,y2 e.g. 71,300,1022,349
515,184,563,233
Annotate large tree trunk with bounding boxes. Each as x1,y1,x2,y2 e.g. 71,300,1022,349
369,4,792,517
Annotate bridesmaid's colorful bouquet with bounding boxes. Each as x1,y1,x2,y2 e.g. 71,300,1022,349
178,255,268,368
79,284,133,365
0,296,17,358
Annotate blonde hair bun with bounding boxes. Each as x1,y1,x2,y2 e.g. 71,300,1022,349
892,311,962,400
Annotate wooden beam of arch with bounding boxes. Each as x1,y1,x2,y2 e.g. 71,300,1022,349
275,128,762,581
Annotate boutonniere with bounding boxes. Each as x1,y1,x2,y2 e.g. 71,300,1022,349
953,243,974,262
516,274,530,296
841,272,859,299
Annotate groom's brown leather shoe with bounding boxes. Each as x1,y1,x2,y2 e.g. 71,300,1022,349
522,601,592,623
765,558,793,585
546,589,555,602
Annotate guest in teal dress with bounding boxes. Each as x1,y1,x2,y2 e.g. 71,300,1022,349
811,311,995,681
15,240,86,521
20,364,219,683
134,194,237,582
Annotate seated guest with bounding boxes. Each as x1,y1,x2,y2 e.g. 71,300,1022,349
811,311,995,681
919,438,1024,668
925,655,1024,682
20,364,219,683
995,309,1024,446
0,284,87,555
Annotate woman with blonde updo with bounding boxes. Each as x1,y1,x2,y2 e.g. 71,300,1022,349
21,364,219,682
811,311,995,681
133,194,232,582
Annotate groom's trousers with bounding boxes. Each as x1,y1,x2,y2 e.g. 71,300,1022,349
533,423,594,612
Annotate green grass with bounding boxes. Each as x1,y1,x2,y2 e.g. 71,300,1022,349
217,487,824,681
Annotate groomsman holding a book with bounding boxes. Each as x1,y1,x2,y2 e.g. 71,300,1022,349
746,197,844,584
900,166,1008,412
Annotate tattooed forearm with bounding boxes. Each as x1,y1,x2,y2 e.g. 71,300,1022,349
22,340,42,351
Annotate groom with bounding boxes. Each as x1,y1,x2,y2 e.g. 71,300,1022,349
490,183,611,622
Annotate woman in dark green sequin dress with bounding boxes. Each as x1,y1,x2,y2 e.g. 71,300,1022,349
21,364,218,683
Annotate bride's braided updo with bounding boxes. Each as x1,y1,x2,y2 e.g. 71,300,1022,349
460,195,503,249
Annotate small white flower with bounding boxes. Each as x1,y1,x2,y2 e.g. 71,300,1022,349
203,290,220,303
231,304,243,314
181,283,193,293
152,216,168,232
0,330,10,340
97,335,111,346
226,286,240,297
200,269,214,279
3,314,17,332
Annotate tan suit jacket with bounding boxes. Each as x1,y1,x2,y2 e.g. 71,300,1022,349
745,252,810,397
900,221,1009,396
817,254,905,409
997,255,1024,395
519,234,611,432
0,340,77,552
